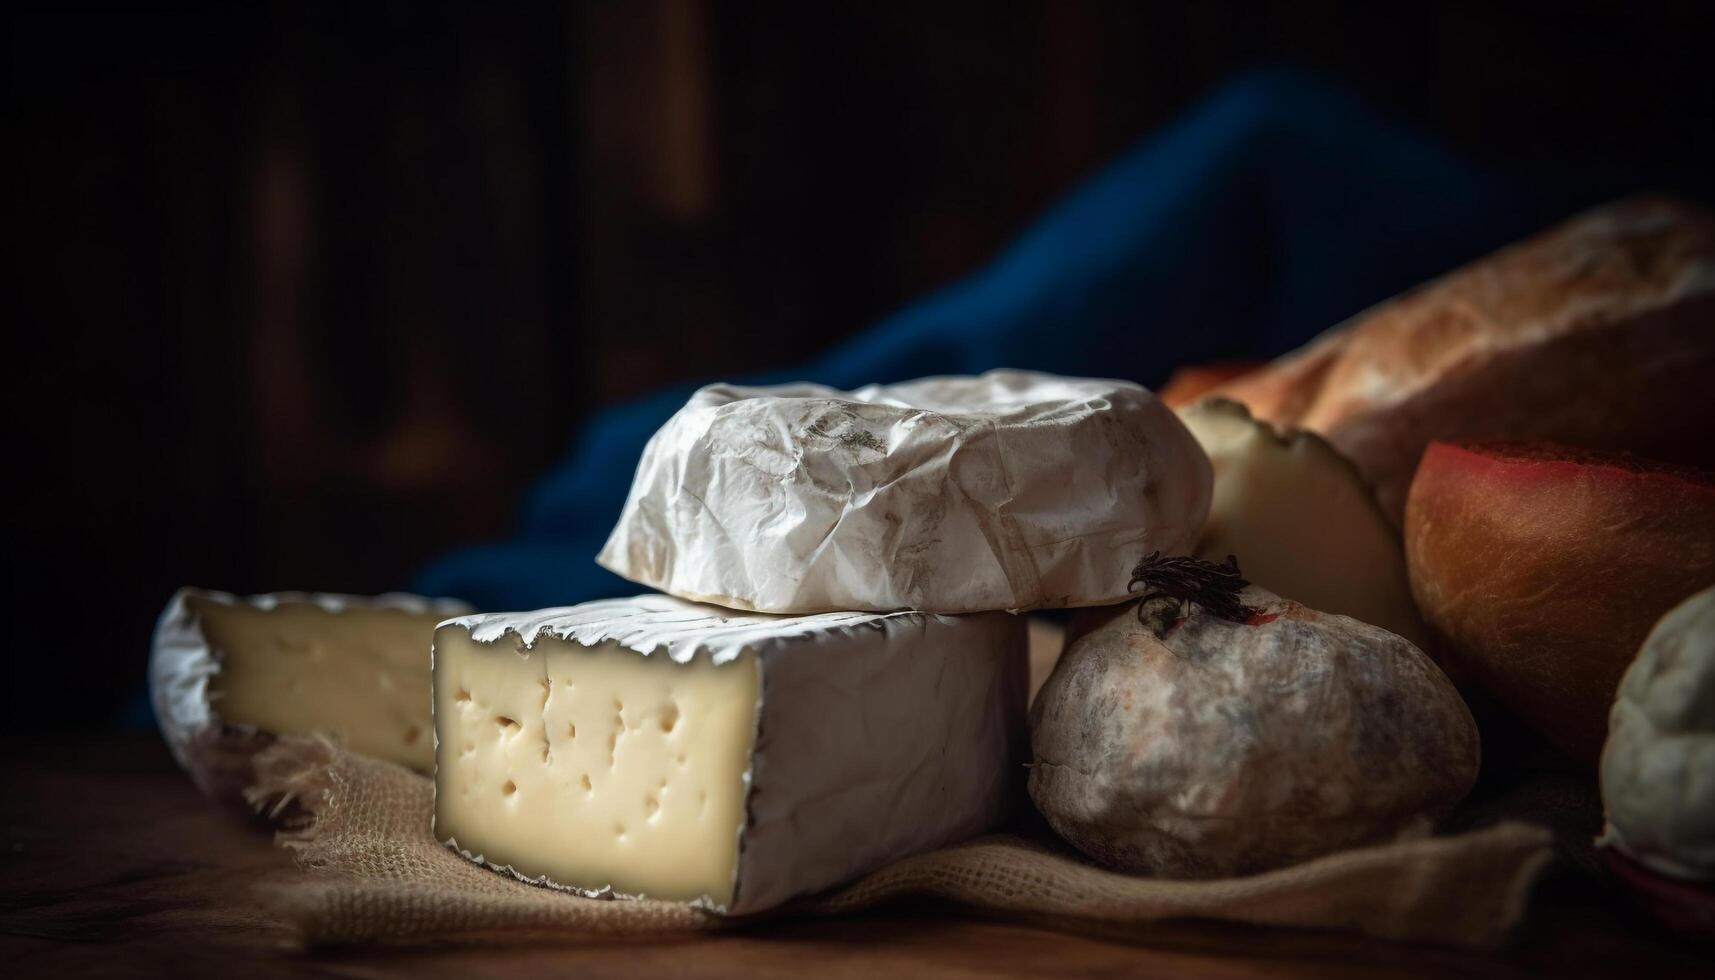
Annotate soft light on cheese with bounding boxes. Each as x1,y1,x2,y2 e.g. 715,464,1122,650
432,596,1027,913
435,632,757,905
190,595,446,770
151,589,468,797
597,370,1213,614
1178,398,1430,648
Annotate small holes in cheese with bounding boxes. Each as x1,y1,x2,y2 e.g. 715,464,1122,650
431,629,760,905
403,725,422,745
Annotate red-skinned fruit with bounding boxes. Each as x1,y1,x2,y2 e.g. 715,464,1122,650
1404,441,1715,765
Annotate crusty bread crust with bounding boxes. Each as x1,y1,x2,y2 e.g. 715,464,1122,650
1213,197,1715,521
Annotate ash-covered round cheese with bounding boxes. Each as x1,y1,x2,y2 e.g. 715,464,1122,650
1599,584,1715,882
1029,586,1479,878
597,370,1213,614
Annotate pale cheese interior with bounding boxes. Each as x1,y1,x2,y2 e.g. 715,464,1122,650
433,628,758,908
191,597,441,772
1179,403,1431,648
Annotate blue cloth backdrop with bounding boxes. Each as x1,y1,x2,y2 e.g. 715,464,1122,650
413,67,1583,611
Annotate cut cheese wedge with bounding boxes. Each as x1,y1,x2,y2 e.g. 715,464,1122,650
151,589,469,799
433,595,1027,913
1178,398,1430,648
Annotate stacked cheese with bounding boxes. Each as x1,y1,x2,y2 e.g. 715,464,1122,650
432,599,1026,912
148,370,1216,914
144,199,1715,922
433,370,1214,912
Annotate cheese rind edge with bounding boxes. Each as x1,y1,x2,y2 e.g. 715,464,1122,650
150,588,471,800
433,595,1028,914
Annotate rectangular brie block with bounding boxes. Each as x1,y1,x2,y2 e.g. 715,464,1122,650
151,589,470,798
433,595,1027,913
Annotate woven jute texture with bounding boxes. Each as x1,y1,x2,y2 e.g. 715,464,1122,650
248,736,1555,949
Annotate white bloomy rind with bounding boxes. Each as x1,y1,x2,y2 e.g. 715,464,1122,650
596,369,1213,614
149,588,470,799
434,595,1028,914
1599,584,1715,882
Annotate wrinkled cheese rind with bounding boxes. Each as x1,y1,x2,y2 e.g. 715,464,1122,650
443,596,933,665
596,370,1212,614
434,595,1027,913
150,588,470,798
1029,587,1478,878
1178,398,1430,647
1599,585,1715,881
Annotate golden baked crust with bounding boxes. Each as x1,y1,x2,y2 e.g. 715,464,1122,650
1213,197,1715,521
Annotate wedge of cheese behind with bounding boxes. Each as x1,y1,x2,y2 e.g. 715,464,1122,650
433,595,1028,914
1177,398,1430,648
151,589,470,800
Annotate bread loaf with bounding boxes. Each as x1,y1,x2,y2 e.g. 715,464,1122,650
1210,197,1715,522
1157,361,1262,407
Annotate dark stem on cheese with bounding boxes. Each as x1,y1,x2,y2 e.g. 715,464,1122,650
1128,552,1259,638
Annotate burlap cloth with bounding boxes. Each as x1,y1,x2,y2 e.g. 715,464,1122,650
246,736,1555,949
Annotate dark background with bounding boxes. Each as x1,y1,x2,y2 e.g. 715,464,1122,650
9,1,1715,731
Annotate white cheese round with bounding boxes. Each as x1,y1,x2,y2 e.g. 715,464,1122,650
1599,584,1715,881
597,370,1213,614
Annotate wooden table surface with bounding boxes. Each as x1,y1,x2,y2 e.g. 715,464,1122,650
2,732,1707,979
